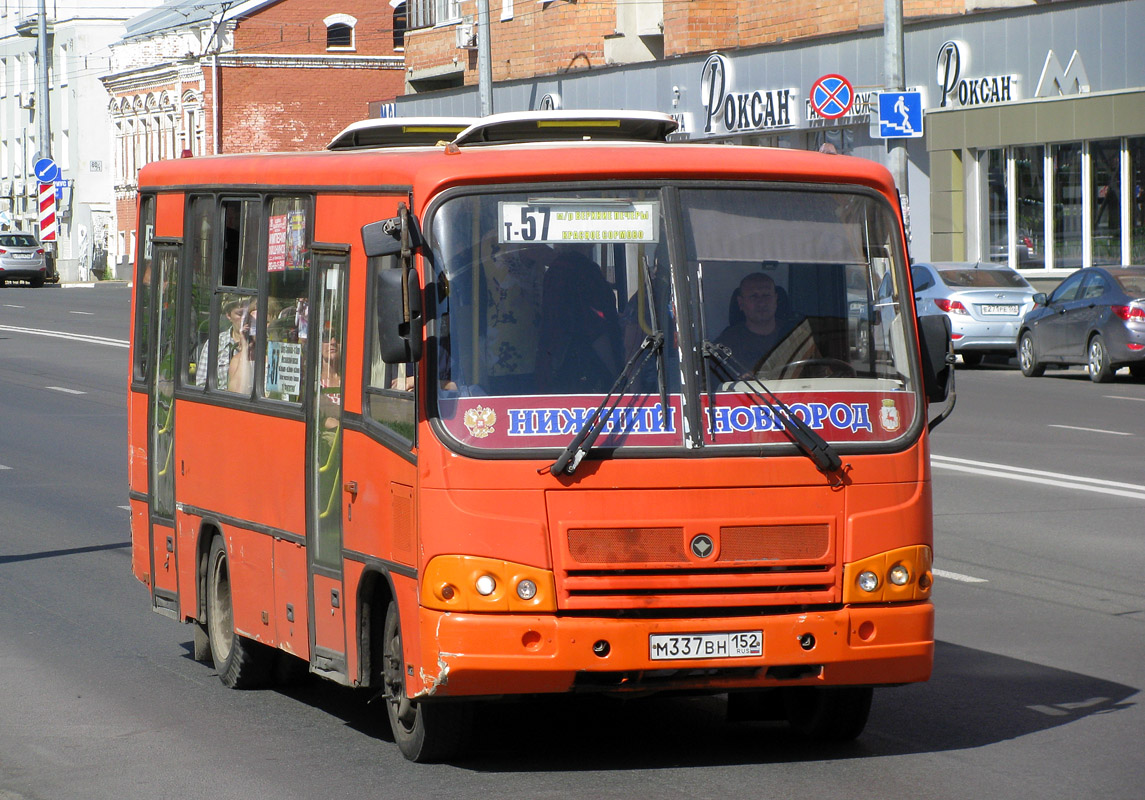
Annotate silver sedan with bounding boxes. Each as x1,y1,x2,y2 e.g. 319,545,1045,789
912,262,1037,367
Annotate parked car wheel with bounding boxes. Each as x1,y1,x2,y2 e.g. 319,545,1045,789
1088,334,1115,383
1018,332,1045,377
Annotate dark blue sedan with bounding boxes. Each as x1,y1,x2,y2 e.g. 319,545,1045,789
1017,266,1145,382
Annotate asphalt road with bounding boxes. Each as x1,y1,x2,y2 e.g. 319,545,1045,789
1,284,1142,799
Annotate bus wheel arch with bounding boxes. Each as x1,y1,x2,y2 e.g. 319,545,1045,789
358,568,396,689
380,599,473,762
204,534,274,689
190,521,221,663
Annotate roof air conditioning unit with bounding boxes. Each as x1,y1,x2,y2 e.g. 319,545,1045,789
455,23,476,50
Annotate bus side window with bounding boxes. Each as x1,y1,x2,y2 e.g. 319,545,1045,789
262,196,311,404
212,198,260,396
365,254,415,446
183,195,213,389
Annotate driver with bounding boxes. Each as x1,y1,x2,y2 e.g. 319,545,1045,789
714,272,793,376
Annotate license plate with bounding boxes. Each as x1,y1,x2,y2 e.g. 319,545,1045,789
980,304,1019,316
10,253,34,259
649,631,762,661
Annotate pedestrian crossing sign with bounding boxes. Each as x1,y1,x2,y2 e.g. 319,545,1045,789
876,91,924,139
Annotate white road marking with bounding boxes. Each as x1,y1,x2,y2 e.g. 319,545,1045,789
1047,424,1133,436
118,505,131,511
3,304,24,308
0,464,11,470
933,568,988,584
46,386,86,395
1105,395,1145,402
931,454,1145,502
0,324,128,348
68,311,95,316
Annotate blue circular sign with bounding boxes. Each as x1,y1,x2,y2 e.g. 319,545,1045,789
810,74,855,120
34,158,60,183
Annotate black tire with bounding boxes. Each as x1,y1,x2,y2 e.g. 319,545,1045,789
784,686,873,742
1018,332,1045,377
205,536,273,688
1087,334,1114,383
382,601,472,762
959,352,984,368
30,276,44,288
192,620,211,663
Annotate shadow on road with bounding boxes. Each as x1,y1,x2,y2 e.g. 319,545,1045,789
195,639,1137,769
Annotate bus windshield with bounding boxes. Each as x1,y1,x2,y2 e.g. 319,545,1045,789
429,185,918,454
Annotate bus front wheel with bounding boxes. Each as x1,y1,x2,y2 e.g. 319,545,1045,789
205,536,273,689
784,686,873,741
382,602,472,762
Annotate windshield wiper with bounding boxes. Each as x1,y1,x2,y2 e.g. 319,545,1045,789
703,341,844,479
549,333,663,477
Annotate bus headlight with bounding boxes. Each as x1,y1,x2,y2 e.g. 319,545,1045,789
844,545,933,604
422,555,556,612
889,564,910,586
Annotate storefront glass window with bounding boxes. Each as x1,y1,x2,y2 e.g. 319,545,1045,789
1052,143,1083,269
1129,137,1145,264
985,148,1006,263
1014,145,1045,268
1091,139,1121,266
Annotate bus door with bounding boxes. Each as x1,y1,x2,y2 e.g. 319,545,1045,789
306,245,350,680
148,242,181,617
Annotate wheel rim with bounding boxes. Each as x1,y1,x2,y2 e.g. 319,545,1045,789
1020,337,1033,370
383,611,417,732
208,550,234,664
1089,340,1104,374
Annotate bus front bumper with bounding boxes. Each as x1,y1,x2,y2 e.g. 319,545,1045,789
411,602,933,699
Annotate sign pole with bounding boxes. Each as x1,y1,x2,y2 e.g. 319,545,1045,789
884,0,909,234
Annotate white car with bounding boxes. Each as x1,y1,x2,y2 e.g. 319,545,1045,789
912,262,1037,367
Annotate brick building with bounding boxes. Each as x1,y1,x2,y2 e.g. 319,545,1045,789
401,1,968,92
396,0,1145,275
102,0,406,276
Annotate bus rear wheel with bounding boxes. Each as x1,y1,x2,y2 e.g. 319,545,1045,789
382,602,472,762
205,536,273,689
784,686,873,741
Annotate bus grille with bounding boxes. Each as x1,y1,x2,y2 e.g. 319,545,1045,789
559,524,838,610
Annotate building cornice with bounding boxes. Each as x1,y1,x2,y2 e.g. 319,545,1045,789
102,61,204,93
214,52,404,70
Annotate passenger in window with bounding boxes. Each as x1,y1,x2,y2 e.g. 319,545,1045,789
196,296,254,393
319,327,343,430
535,248,623,394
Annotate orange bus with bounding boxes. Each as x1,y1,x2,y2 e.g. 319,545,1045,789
128,111,953,762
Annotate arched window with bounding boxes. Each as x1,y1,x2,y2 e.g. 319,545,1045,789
324,14,357,50
392,2,407,51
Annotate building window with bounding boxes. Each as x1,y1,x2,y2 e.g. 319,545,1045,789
1130,137,1145,264
1014,145,1046,268
324,15,357,50
392,1,407,50
436,0,461,24
1052,143,1083,269
408,0,433,29
1090,139,1122,266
